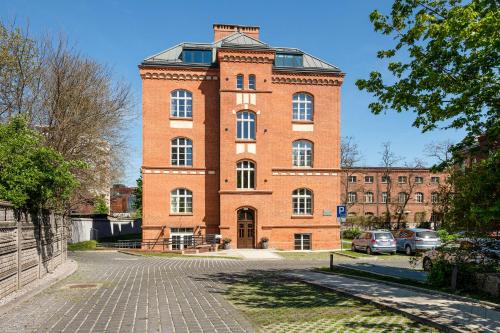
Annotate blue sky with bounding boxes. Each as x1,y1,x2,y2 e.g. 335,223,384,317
1,0,464,186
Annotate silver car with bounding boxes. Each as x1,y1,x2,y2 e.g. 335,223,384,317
351,230,396,255
394,228,441,255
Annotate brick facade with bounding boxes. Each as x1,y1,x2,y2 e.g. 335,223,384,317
341,167,447,229
140,24,344,250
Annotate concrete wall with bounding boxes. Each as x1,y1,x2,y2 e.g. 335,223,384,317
70,216,141,243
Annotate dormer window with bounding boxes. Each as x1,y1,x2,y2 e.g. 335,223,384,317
275,53,303,67
182,49,212,64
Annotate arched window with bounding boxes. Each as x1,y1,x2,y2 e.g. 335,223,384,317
292,93,313,121
236,111,256,140
398,192,408,203
381,192,390,203
348,192,357,203
171,137,192,166
364,192,374,203
292,140,313,167
170,188,192,213
431,192,439,204
248,74,256,90
236,74,244,89
236,160,255,189
415,192,424,203
292,188,313,215
171,90,192,118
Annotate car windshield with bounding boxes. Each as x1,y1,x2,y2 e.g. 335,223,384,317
375,233,393,240
416,231,438,238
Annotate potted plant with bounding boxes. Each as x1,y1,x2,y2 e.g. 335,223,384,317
261,237,269,249
223,237,232,250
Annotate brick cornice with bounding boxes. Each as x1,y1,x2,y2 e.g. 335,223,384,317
271,73,343,86
140,70,219,81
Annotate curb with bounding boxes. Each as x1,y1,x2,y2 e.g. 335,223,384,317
283,272,467,333
0,259,78,317
317,266,500,310
117,250,145,257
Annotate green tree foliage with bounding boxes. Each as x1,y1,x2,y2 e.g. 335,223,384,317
357,0,499,235
0,116,82,211
93,196,109,214
132,173,142,218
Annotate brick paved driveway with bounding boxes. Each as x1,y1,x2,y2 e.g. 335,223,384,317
0,252,325,333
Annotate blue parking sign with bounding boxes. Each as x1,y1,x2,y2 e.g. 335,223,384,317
336,205,347,218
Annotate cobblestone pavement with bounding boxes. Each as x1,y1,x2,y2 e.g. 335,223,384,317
0,252,327,333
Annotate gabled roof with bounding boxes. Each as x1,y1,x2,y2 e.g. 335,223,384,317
142,32,341,72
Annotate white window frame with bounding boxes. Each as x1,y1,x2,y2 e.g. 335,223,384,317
348,192,357,203
170,228,194,250
415,176,423,184
348,176,357,183
398,192,408,203
415,192,424,203
292,188,313,215
236,74,244,90
364,192,374,203
398,176,407,184
381,192,389,203
294,233,311,250
292,93,313,121
236,160,255,189
236,111,256,140
364,176,374,183
248,74,256,90
431,192,439,204
292,140,313,167
170,90,192,118
170,188,192,213
171,137,193,166
431,176,440,184
381,175,390,183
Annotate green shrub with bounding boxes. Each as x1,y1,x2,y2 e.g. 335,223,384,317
436,229,460,242
342,228,362,240
68,240,97,251
428,258,496,290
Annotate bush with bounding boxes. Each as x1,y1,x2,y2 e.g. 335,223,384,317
68,240,97,251
342,228,362,240
436,229,460,242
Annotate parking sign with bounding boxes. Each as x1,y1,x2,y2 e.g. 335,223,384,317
336,205,347,218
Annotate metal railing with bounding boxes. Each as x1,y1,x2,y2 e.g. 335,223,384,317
96,234,219,251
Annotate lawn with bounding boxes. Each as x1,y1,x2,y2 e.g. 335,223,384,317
68,240,97,251
225,273,437,332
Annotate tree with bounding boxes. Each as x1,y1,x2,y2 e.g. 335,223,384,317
93,196,109,215
340,136,362,208
132,173,142,218
0,116,81,211
356,0,499,151
393,160,425,229
379,142,402,225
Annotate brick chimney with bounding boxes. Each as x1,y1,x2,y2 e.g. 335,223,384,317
213,24,260,41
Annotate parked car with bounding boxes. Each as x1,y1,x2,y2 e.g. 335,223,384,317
393,228,441,255
351,230,396,255
422,238,500,271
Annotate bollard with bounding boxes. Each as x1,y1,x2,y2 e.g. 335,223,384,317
330,253,334,270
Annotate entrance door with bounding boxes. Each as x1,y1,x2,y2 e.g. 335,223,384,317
237,209,255,248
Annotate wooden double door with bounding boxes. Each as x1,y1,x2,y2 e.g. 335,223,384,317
237,209,255,248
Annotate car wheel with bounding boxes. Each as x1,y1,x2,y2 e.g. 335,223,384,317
405,245,413,256
351,244,356,252
366,247,372,255
423,257,432,271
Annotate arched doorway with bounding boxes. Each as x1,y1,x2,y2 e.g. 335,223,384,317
237,208,255,248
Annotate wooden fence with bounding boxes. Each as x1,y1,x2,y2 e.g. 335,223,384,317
0,201,67,300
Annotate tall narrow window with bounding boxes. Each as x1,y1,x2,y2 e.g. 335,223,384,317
236,74,244,90
381,192,390,203
292,93,313,121
171,137,192,166
236,160,255,189
364,192,374,203
236,111,256,140
248,75,256,90
171,90,192,118
348,192,357,203
398,192,408,203
431,192,439,204
292,188,313,215
292,140,313,167
415,192,424,203
170,188,192,213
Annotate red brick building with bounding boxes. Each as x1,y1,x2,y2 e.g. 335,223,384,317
341,167,447,229
140,24,344,250
110,184,137,215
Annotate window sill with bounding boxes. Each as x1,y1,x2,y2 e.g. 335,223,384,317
235,139,256,143
291,215,314,219
292,120,314,124
170,117,193,121
169,213,193,216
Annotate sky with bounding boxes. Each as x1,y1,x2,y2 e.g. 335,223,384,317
1,0,465,186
